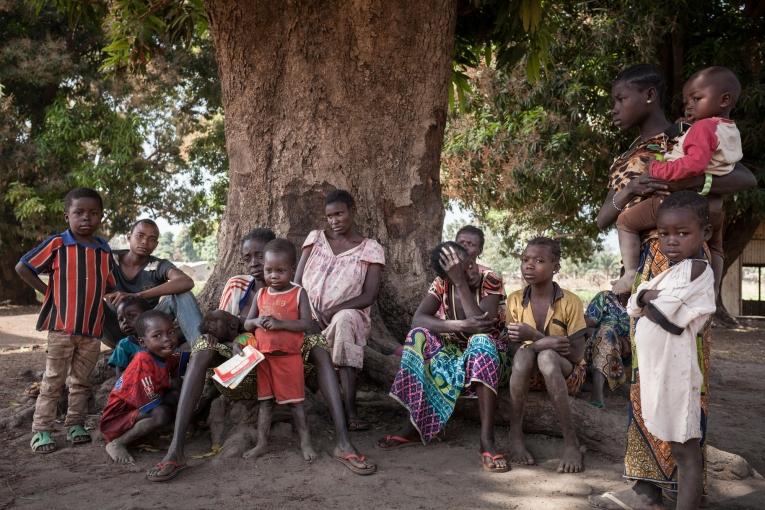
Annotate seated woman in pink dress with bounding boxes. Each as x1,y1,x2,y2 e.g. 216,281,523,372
296,189,385,432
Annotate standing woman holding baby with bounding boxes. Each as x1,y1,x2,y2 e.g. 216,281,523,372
589,64,756,510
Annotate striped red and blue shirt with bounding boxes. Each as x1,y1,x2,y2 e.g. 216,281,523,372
20,229,116,337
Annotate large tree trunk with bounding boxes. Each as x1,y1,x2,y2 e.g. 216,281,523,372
200,0,456,342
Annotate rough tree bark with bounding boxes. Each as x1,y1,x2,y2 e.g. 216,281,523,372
199,0,456,344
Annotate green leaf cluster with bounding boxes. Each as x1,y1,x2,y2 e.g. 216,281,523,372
1,0,226,261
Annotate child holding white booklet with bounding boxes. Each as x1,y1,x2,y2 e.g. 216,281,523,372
243,238,317,462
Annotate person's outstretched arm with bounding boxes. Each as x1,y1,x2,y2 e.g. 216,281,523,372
135,268,194,300
105,267,195,306
668,162,756,195
596,175,670,230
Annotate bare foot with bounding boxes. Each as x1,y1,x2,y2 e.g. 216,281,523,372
612,270,636,295
508,439,535,465
106,441,135,464
557,444,584,473
301,440,318,462
243,443,268,459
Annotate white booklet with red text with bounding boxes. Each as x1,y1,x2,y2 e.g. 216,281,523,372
212,345,264,389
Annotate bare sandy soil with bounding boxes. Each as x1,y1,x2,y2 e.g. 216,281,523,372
1,306,763,510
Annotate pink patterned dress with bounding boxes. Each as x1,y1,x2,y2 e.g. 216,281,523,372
301,230,385,369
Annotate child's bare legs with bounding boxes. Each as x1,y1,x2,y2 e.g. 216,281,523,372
476,383,507,470
670,439,703,510
614,197,661,295
149,349,215,475
508,347,536,464
291,403,317,461
614,228,640,295
537,349,583,473
107,405,172,464
243,399,273,459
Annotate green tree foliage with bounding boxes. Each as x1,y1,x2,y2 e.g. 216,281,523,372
0,0,226,262
442,0,765,262
32,0,550,113
152,230,175,260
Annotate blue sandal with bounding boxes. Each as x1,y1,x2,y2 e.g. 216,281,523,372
31,431,56,454
67,425,91,445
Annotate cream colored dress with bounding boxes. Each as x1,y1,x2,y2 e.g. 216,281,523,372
627,259,716,443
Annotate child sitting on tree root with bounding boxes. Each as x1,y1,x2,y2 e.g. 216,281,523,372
506,237,588,473
243,238,317,462
100,310,189,464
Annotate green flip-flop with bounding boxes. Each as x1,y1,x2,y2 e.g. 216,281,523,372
31,431,56,454
67,424,92,445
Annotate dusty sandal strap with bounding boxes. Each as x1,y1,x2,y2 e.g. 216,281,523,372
67,424,91,444
31,431,56,453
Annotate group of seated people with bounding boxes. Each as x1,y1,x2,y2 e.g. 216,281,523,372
17,185,632,482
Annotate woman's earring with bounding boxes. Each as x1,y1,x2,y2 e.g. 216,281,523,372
646,100,653,104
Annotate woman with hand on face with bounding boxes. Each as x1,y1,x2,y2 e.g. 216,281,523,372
379,242,509,473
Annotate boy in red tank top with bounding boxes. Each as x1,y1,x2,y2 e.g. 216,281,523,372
242,238,317,462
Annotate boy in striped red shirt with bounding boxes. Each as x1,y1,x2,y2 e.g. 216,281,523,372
16,188,116,454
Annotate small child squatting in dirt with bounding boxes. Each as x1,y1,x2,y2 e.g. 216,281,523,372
627,191,716,510
100,310,189,464
108,296,153,377
613,66,742,295
15,187,116,454
506,237,588,473
243,238,317,462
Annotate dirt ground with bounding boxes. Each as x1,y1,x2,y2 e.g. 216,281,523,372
1,306,764,510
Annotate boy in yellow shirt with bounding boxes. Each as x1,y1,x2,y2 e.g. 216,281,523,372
506,237,588,474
